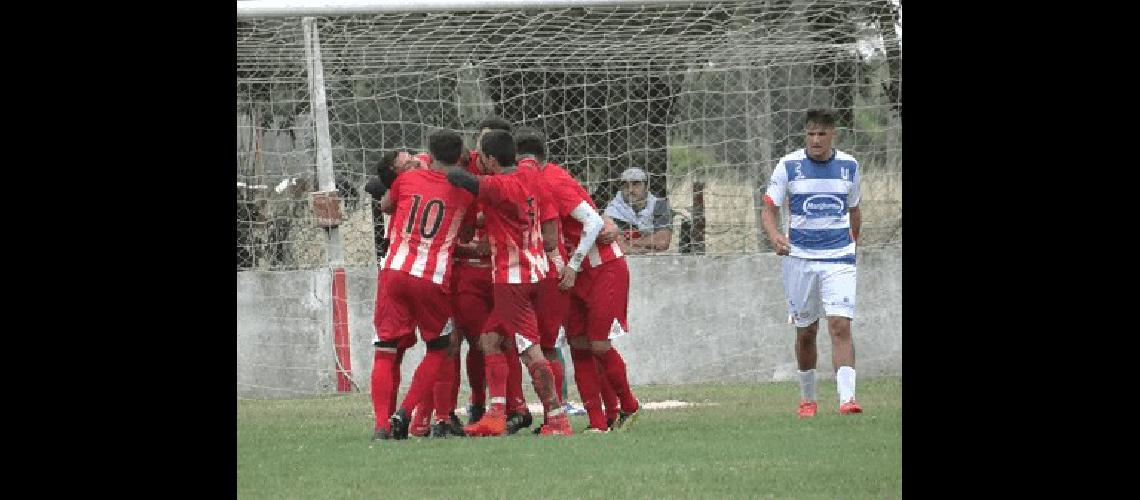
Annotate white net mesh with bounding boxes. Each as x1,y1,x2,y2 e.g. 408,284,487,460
237,0,902,397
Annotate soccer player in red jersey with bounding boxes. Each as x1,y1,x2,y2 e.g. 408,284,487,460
369,129,476,440
512,129,627,432
526,147,642,433
445,129,572,437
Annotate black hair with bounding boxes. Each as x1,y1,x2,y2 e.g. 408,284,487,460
476,116,512,134
428,129,464,165
805,108,838,128
513,126,546,160
373,150,400,188
479,129,516,168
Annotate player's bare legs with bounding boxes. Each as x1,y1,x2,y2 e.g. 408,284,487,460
827,316,860,414
795,322,820,418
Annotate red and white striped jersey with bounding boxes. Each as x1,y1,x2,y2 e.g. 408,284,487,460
518,157,568,268
542,162,625,269
381,168,476,287
477,170,549,284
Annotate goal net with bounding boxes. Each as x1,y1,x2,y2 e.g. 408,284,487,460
237,0,902,397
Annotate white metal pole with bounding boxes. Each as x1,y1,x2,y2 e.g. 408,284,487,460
239,0,720,17
302,16,345,268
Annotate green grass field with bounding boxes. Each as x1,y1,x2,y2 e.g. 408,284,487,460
238,376,901,499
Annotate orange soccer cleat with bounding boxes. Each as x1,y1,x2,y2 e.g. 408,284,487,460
463,407,507,437
839,399,863,415
538,414,574,436
797,400,818,418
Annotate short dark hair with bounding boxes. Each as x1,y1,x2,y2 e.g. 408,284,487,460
514,126,546,160
374,150,400,188
805,108,837,128
480,129,516,167
428,129,464,165
476,116,512,134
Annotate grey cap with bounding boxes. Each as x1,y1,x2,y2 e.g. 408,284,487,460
620,167,648,182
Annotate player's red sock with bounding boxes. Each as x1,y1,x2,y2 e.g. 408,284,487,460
484,352,509,415
467,345,485,407
570,347,608,430
400,347,447,413
549,357,565,408
371,349,398,430
448,354,461,415
505,344,528,414
598,348,639,413
433,354,458,423
527,359,561,418
597,359,620,422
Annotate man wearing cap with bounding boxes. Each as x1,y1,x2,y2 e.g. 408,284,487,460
603,167,673,254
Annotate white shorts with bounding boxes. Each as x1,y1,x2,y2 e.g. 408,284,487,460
781,256,857,328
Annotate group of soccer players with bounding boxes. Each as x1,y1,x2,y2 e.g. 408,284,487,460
365,117,642,440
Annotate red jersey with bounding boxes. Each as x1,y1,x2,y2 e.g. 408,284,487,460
542,163,625,269
381,168,476,287
518,156,567,266
477,170,548,284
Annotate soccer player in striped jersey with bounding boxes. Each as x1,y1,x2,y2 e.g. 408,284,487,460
761,108,863,418
532,141,642,433
369,129,476,440
446,129,572,436
513,128,623,432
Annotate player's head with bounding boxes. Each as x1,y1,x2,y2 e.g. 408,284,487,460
377,150,422,177
428,129,464,167
478,129,516,174
475,116,512,152
513,127,546,162
619,167,648,204
804,108,837,162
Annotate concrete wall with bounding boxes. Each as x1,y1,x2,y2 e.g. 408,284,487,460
238,248,901,398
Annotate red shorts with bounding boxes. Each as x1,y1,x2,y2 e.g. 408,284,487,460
565,258,630,342
373,269,454,344
483,282,540,347
452,263,493,340
536,273,570,349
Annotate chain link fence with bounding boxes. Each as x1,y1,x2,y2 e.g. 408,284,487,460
237,0,901,271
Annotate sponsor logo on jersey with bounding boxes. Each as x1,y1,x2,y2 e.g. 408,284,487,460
802,194,845,217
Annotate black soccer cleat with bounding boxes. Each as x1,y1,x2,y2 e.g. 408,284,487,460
389,408,410,440
467,403,485,426
448,411,467,437
612,402,641,432
371,428,392,441
430,421,451,438
505,411,533,435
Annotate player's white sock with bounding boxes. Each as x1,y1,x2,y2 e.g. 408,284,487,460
836,366,856,404
797,369,816,402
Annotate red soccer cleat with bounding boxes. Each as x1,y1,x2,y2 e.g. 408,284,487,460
463,407,507,437
797,400,818,418
839,399,863,415
538,415,574,436
409,409,432,437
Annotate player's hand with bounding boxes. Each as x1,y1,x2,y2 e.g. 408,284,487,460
771,233,791,256
475,238,490,256
598,218,619,245
558,266,578,291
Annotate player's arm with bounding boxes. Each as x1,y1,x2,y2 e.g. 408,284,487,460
379,191,395,214
446,166,481,196
761,164,790,255
559,201,605,290
848,163,862,245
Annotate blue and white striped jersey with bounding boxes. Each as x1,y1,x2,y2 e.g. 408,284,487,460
764,149,860,264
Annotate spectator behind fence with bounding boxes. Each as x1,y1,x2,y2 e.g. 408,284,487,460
603,167,673,254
